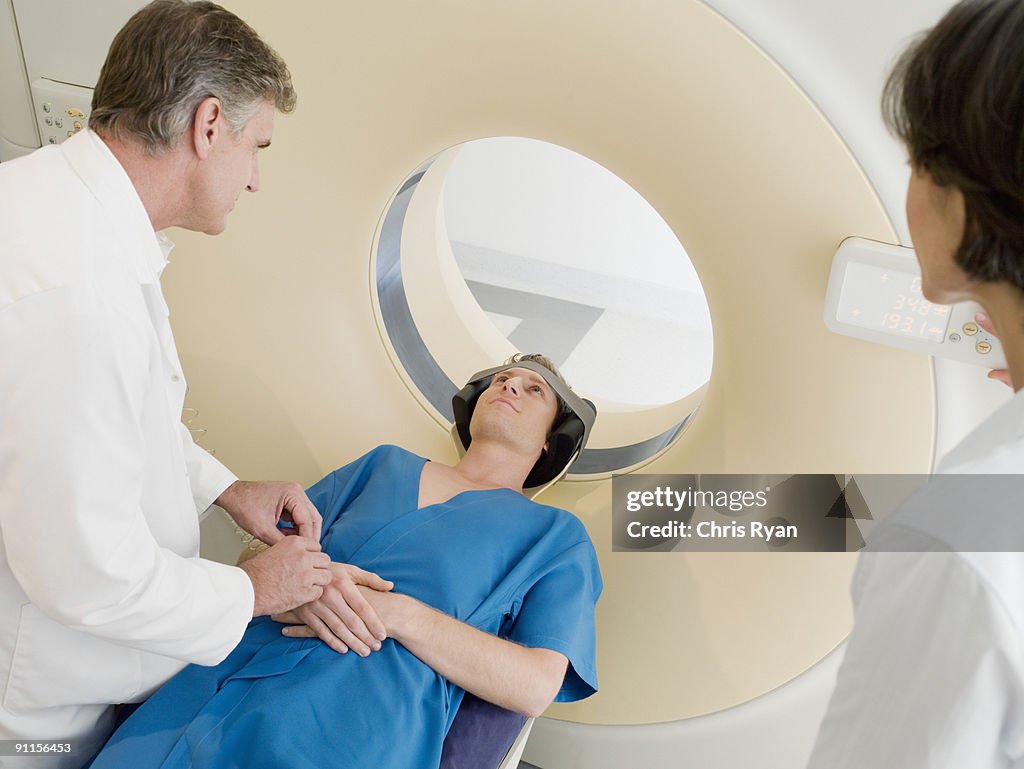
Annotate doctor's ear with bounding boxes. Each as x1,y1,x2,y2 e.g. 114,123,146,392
191,96,226,160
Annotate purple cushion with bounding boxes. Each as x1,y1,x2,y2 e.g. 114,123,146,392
439,693,527,769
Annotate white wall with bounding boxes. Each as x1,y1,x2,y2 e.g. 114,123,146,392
11,0,144,86
0,0,38,154
444,137,704,292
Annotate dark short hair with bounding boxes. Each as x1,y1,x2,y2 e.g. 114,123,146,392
882,0,1024,291
89,0,296,154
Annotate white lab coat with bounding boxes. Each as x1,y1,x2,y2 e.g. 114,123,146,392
808,388,1024,768
0,131,254,766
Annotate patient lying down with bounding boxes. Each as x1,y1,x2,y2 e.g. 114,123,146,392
90,354,602,769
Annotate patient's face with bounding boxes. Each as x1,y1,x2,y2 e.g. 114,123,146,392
471,367,560,454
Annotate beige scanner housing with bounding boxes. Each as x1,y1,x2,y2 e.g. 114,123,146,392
161,0,933,733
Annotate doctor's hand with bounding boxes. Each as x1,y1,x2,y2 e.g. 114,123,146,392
272,563,394,656
216,480,323,544
239,535,332,617
975,312,1014,388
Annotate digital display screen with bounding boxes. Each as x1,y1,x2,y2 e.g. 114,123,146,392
836,262,950,344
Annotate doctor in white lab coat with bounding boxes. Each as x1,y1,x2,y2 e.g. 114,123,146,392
809,1,1024,766
0,2,388,766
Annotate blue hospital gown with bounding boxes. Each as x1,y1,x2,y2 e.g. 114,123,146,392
90,446,602,769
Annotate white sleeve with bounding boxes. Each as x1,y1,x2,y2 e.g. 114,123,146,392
177,422,237,519
807,543,1024,769
0,286,252,664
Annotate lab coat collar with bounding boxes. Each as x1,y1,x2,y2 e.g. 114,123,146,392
156,231,175,276
937,386,1024,472
61,130,170,283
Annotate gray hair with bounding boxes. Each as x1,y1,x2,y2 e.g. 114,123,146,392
89,0,296,154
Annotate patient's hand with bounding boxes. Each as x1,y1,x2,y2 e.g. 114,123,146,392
272,563,394,656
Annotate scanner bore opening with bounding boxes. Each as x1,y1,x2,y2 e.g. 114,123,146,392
371,137,713,475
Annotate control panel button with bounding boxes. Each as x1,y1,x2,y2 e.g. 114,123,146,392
963,322,979,336
31,80,97,149
949,333,961,343
976,341,992,354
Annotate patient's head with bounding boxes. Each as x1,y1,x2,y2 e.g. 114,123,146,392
469,353,571,458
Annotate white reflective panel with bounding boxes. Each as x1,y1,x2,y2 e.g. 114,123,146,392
443,137,713,407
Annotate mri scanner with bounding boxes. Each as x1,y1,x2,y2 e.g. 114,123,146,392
0,0,1013,766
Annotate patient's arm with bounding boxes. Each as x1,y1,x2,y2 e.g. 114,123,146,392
279,587,568,718
384,592,568,718
268,562,394,657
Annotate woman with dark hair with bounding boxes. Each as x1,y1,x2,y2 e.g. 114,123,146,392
809,1,1024,766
